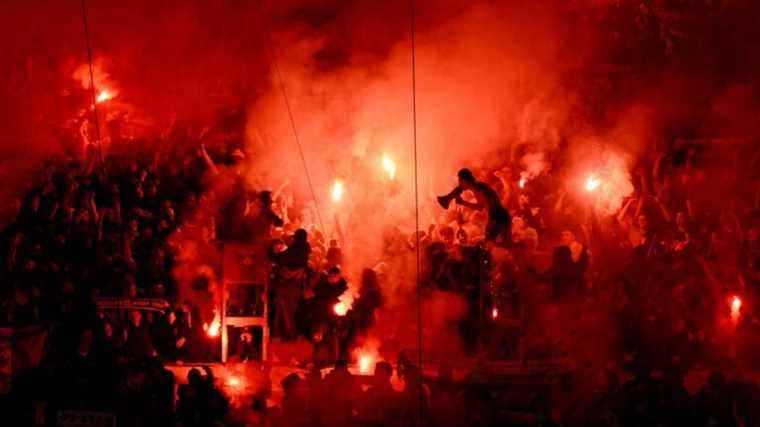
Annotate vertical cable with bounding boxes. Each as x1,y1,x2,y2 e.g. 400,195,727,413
409,0,425,424
266,41,327,236
80,0,103,164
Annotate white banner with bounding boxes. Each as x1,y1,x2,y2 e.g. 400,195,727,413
56,411,116,427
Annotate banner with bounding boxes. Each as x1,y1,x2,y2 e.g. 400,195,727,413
57,411,116,427
95,297,170,312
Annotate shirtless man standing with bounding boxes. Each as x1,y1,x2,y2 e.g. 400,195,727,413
438,168,512,245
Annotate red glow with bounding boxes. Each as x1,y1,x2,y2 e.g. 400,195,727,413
491,307,499,319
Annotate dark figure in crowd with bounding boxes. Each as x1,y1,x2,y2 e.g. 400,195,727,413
531,245,587,299
692,371,738,427
124,310,154,360
259,190,285,230
270,228,311,271
353,268,383,331
176,366,229,427
313,267,349,322
243,190,285,244
272,373,310,427
438,168,512,245
270,229,311,339
361,361,402,426
321,360,361,426
153,309,186,361
326,239,343,269
309,267,349,361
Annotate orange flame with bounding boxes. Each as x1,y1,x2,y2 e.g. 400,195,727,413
518,174,527,189
491,307,499,319
331,180,344,203
205,310,221,337
381,154,396,180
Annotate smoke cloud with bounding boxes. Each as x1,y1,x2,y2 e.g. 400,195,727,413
3,0,760,358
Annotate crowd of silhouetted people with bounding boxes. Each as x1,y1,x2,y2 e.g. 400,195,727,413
2,115,760,426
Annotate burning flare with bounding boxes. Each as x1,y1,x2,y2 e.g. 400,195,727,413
331,180,344,203
731,295,742,324
359,354,373,374
333,291,354,316
382,154,397,180
227,376,242,388
205,310,221,337
518,172,527,189
585,176,601,192
96,89,115,104
353,339,381,375
491,307,499,319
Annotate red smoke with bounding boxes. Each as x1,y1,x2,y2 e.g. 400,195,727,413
3,0,760,359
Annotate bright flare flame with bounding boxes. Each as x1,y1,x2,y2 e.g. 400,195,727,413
205,310,221,337
227,376,242,388
359,354,373,374
353,339,380,375
585,176,601,192
492,307,499,319
333,290,354,316
334,301,349,316
518,171,528,189
96,89,114,104
382,154,397,180
331,180,344,203
731,295,742,324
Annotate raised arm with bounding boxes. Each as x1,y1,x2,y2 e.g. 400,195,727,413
653,152,666,182
655,197,672,223
199,143,219,176
617,197,635,225
554,191,566,213
633,195,644,220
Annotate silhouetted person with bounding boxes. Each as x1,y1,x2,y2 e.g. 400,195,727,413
438,168,512,245
326,239,343,269
322,361,361,426
270,229,310,271
177,366,229,427
353,268,383,331
270,229,311,339
273,373,310,427
361,361,401,426
536,245,587,298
